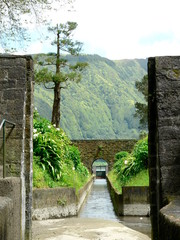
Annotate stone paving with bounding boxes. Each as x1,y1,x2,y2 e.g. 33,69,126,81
32,218,151,240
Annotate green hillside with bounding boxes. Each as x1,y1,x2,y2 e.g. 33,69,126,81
33,54,147,140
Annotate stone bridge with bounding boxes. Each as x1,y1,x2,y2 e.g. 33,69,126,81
72,139,137,171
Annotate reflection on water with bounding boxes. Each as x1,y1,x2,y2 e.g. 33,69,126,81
78,179,118,221
78,179,151,237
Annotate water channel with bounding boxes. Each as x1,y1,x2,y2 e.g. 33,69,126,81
78,179,151,238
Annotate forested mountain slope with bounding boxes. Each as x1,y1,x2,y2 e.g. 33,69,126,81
34,54,147,139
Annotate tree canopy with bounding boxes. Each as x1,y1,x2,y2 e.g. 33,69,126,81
0,0,74,50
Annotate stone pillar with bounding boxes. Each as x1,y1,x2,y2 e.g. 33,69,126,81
148,56,180,240
0,55,34,239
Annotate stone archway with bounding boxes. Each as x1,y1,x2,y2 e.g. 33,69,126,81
72,139,137,171
92,159,108,178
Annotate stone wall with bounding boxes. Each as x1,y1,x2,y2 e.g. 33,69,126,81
32,176,94,220
72,139,137,171
0,55,34,239
122,186,149,216
159,198,180,240
107,176,149,216
0,178,21,240
0,197,13,240
77,176,94,212
33,187,77,220
107,177,123,215
148,56,180,240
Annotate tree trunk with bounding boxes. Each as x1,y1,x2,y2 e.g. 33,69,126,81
51,82,61,127
52,26,61,128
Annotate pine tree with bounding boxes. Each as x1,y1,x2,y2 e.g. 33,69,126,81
35,22,88,127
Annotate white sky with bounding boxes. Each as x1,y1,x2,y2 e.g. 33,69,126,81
21,0,180,60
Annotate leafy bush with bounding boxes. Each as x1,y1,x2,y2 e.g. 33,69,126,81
133,137,148,169
33,118,70,180
66,145,81,169
33,113,89,188
112,137,148,185
114,151,129,162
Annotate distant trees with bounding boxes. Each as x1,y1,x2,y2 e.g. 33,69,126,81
134,75,148,129
0,0,74,50
35,21,88,127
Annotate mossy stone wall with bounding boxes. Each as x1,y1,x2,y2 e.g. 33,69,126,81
148,56,180,240
72,139,137,171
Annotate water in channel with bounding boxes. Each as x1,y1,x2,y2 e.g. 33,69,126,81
78,178,151,237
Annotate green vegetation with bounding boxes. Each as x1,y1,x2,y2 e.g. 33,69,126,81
33,111,90,190
108,137,149,193
108,169,149,194
35,22,88,127
33,54,147,139
124,169,149,186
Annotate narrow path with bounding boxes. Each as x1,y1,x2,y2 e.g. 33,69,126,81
32,218,150,240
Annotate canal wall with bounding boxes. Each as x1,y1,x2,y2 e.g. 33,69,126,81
77,176,94,212
122,186,150,216
107,177,149,216
107,177,123,215
32,176,94,220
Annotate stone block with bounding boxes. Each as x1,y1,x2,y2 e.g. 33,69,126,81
158,116,180,128
159,155,180,167
158,126,180,140
161,165,180,197
157,91,180,118
4,127,23,139
0,178,21,240
0,109,7,117
159,139,180,152
0,197,13,240
4,89,25,101
8,67,26,81
159,198,180,240
156,75,180,92
156,56,180,70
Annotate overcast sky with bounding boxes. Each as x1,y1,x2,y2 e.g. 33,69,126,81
24,0,180,60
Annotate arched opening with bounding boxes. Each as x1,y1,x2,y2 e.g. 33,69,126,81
92,159,108,179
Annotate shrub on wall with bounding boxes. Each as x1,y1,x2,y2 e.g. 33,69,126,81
113,137,148,185
114,151,129,162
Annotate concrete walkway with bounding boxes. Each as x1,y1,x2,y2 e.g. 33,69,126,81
32,218,151,240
